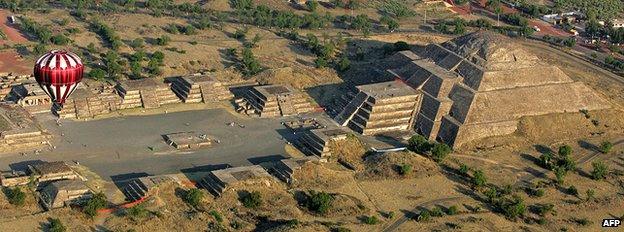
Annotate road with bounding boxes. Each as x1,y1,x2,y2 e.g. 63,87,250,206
382,196,464,232
0,108,293,181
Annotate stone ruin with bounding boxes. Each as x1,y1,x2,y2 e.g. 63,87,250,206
0,104,51,153
122,175,178,201
55,85,121,119
269,156,320,184
235,84,315,117
295,127,349,157
198,165,272,197
6,83,52,114
163,132,214,150
40,179,93,210
170,73,233,103
116,78,181,109
334,81,420,135
0,73,34,100
384,31,611,147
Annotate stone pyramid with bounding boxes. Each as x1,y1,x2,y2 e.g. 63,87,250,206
386,31,611,147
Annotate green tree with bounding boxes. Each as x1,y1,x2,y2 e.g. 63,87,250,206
33,43,47,55
130,61,142,78
590,161,608,180
5,187,25,206
558,145,572,157
539,152,554,169
453,18,466,35
126,204,149,220
130,38,144,48
48,218,66,232
241,47,262,76
380,15,399,31
84,192,107,218
599,141,613,154
555,166,567,185
398,164,412,175
472,170,487,188
336,55,351,72
500,195,526,220
88,68,106,80
209,210,223,223
364,215,379,224
585,189,595,201
306,0,319,12
314,56,329,68
240,190,262,208
407,134,431,153
431,143,452,163
306,191,333,214
183,189,204,208
156,35,170,46
459,164,469,176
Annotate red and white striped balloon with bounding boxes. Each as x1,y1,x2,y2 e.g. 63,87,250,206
33,50,84,104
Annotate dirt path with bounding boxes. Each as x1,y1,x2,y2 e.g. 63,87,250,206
0,10,28,44
381,196,465,232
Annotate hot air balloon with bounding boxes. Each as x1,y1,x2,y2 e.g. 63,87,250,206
33,50,84,105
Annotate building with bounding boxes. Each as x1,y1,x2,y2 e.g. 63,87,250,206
0,104,51,153
334,81,420,135
383,31,610,147
55,86,121,119
270,156,320,183
0,170,31,187
236,84,315,117
296,127,349,157
30,161,78,183
6,83,52,114
170,73,233,103
122,175,177,201
0,73,34,100
163,132,213,150
40,179,92,210
116,78,180,109
198,165,272,197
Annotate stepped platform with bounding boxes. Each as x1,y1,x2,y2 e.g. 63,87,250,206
334,81,420,136
0,104,51,153
269,156,320,184
236,84,314,117
122,175,177,201
170,73,233,103
295,127,349,157
198,165,272,197
116,78,180,109
163,132,214,150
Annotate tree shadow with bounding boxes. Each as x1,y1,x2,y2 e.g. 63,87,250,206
578,140,599,153
533,144,553,155
520,153,541,167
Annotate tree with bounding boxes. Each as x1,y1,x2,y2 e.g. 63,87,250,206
453,18,466,35
240,190,262,208
472,170,487,188
558,145,572,157
380,15,399,32
48,218,66,232
209,210,223,223
241,47,262,76
599,141,613,154
183,189,204,208
314,56,329,68
126,204,149,220
88,68,106,80
431,143,452,163
33,43,47,55
104,51,122,79
364,215,379,224
554,166,567,184
5,187,25,206
590,161,608,180
486,0,502,26
336,55,351,72
585,189,595,201
130,38,144,48
306,0,319,12
306,191,333,214
87,42,97,53
407,134,431,153
539,152,554,169
447,205,458,215
156,35,170,46
398,164,412,175
499,195,526,220
83,192,107,218
459,164,469,176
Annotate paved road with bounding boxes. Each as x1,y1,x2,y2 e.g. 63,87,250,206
0,108,293,181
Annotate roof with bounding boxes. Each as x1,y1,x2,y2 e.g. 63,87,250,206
47,179,89,191
356,81,417,99
253,84,296,97
33,161,73,175
119,78,168,90
181,73,219,85
211,165,271,185
279,156,319,170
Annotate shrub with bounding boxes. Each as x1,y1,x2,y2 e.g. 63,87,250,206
533,203,554,216
528,188,544,197
240,190,262,209
430,207,444,217
554,166,567,185
499,195,526,220
567,185,578,196
431,143,452,163
363,215,379,224
209,210,223,223
558,145,572,157
398,164,412,175
307,191,333,214
472,170,487,188
575,217,591,226
407,134,432,153
539,152,554,169
599,141,613,154
183,189,204,208
591,161,609,180
386,211,395,219
447,205,458,215
585,189,595,201
417,210,431,222
84,192,107,218
332,227,351,232
48,218,66,232
126,204,149,220
459,164,469,176
4,187,26,206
